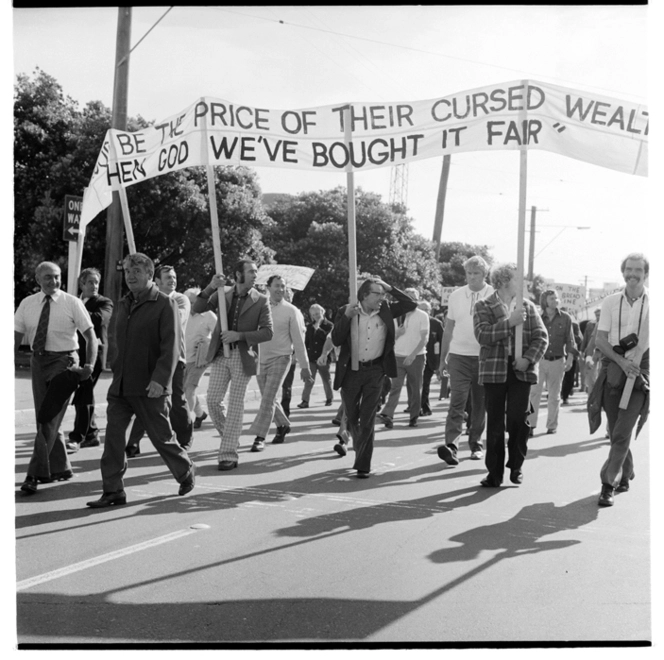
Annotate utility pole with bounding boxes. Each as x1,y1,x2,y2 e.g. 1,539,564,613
104,7,132,302
432,155,451,260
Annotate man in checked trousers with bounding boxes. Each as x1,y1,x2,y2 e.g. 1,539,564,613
193,259,273,471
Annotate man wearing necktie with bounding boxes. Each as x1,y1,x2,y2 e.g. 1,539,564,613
14,262,97,494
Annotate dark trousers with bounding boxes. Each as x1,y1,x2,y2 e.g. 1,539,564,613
421,364,435,414
127,361,193,449
483,361,532,484
27,352,76,479
101,393,193,493
561,358,577,401
600,382,646,488
69,349,103,442
281,361,296,418
340,364,385,473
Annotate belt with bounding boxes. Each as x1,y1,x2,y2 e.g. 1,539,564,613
32,349,75,357
358,356,382,368
544,355,564,361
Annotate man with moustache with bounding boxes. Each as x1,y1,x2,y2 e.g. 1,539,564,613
193,259,273,470
593,253,649,507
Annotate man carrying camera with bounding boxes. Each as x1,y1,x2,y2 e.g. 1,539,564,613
593,253,649,507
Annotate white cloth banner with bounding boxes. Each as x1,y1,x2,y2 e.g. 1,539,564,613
255,264,315,291
81,79,648,228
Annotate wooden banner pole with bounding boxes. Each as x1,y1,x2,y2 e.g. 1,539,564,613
118,187,136,254
344,106,359,370
515,80,529,357
206,165,230,358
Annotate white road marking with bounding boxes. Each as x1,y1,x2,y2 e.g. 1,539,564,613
17,528,198,591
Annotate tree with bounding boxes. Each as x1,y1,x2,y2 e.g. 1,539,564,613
262,187,442,313
437,241,494,287
14,69,274,303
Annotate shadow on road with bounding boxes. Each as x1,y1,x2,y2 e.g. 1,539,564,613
17,495,601,644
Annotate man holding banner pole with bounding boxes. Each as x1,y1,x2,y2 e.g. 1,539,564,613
591,253,649,507
331,278,417,478
193,259,273,471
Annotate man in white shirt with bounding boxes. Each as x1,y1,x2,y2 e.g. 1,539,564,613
182,287,217,429
15,262,97,494
437,256,494,465
594,253,649,507
249,275,313,451
378,288,429,428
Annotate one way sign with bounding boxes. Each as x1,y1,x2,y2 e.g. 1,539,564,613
63,195,83,242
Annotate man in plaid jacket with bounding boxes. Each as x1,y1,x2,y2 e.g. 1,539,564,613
473,264,548,487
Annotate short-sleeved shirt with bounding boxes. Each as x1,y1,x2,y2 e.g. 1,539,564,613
394,307,429,357
448,283,494,356
14,289,93,352
185,311,217,363
598,289,649,357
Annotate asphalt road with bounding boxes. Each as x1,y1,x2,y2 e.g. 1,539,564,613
14,370,651,648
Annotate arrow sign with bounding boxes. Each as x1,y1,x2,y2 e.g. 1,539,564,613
63,195,83,242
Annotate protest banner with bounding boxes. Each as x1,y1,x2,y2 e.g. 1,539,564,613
255,264,315,291
553,283,587,312
81,79,648,228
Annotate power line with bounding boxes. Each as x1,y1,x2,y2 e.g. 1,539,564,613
117,6,174,68
214,7,646,101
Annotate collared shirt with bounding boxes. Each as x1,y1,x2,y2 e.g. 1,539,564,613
185,310,217,363
228,287,250,331
598,288,649,355
14,289,93,352
260,299,308,366
540,307,576,359
447,283,494,356
394,307,429,357
357,306,387,362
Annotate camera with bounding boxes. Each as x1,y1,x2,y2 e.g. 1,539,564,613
613,332,639,356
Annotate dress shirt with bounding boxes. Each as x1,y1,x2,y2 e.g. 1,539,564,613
447,283,494,356
14,289,92,352
540,308,576,359
357,307,387,362
260,300,308,366
185,311,217,363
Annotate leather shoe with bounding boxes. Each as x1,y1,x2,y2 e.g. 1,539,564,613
65,440,79,454
38,470,74,484
408,418,418,428
297,401,309,409
272,425,291,444
546,428,557,435
378,413,393,429
615,482,630,493
250,438,265,452
470,450,483,460
437,444,459,466
80,436,100,448
331,418,341,426
510,470,523,484
598,485,615,506
126,444,141,458
325,399,333,406
480,477,501,488
20,476,38,494
86,491,127,508
193,412,207,429
178,465,196,496
218,460,238,471
333,441,347,457
420,410,432,417
357,470,370,479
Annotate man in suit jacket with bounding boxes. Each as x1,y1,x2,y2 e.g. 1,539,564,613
192,259,273,470
87,253,195,508
331,278,417,478
67,267,113,452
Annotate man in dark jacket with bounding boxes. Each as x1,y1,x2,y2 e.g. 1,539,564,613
331,278,417,478
418,300,444,416
87,253,195,508
67,267,113,452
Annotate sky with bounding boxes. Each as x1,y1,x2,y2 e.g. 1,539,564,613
9,5,656,296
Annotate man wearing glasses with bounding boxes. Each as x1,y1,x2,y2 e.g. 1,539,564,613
331,278,418,478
